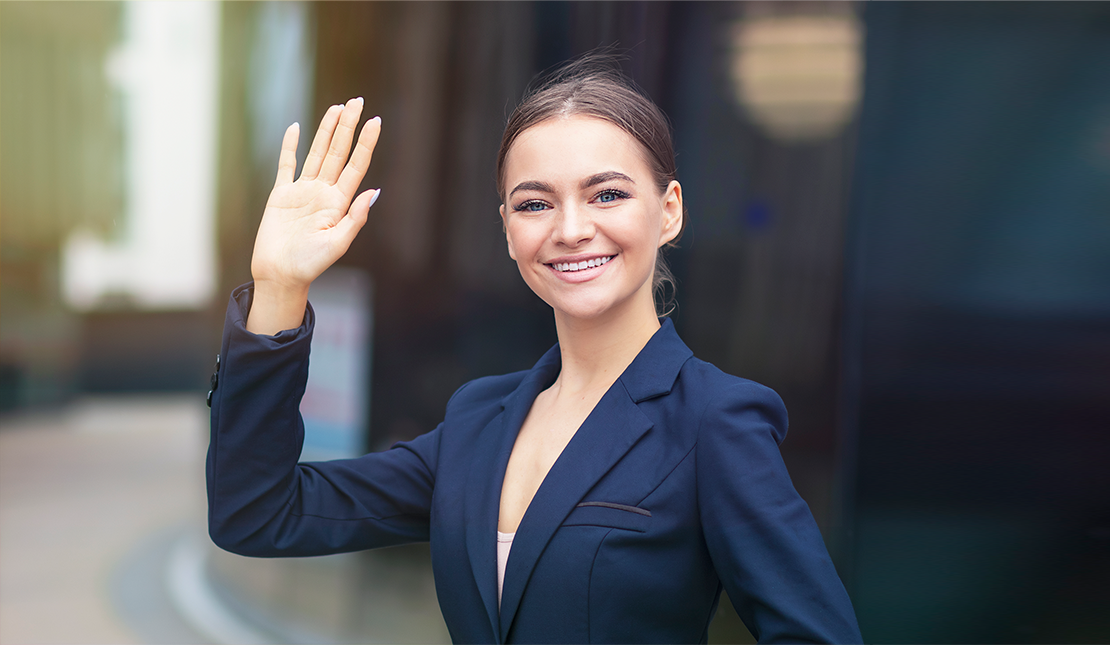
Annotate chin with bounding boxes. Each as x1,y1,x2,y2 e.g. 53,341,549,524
552,303,613,322
547,291,641,323
521,269,652,324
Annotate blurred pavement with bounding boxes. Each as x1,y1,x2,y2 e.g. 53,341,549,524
0,394,449,645
0,395,211,644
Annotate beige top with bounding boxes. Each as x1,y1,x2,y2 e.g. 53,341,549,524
497,530,516,607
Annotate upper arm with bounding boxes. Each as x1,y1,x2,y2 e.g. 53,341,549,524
696,379,862,644
261,429,440,556
209,411,441,558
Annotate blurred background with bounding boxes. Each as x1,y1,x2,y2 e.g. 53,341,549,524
2,1,1109,643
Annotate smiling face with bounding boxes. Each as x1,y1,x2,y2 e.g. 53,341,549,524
499,116,683,325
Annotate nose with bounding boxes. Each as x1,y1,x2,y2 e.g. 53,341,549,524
551,202,595,247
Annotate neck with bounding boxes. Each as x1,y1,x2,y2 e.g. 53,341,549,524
550,291,661,397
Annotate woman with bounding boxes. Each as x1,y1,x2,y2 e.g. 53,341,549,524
207,60,862,644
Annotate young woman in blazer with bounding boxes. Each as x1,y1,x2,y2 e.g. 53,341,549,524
207,59,863,644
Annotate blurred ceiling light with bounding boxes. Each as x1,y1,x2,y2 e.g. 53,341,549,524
730,7,864,143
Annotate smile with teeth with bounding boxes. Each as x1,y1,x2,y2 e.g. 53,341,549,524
549,255,614,273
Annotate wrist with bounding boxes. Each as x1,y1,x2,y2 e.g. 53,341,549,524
252,277,310,303
246,279,310,336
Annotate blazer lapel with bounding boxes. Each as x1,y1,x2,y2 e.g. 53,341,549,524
496,319,693,638
497,380,654,638
463,346,560,643
467,319,693,641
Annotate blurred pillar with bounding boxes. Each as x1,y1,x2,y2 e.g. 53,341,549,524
724,1,863,393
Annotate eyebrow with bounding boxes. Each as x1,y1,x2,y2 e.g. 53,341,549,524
582,171,634,189
508,171,635,199
508,180,555,198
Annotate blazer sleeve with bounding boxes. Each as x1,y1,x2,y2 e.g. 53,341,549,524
207,283,438,557
697,379,862,644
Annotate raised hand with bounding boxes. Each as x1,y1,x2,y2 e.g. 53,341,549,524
246,98,381,335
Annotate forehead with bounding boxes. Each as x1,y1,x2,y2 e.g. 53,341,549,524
503,115,651,184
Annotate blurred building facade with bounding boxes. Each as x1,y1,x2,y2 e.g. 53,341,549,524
1,2,1108,643
843,3,1110,641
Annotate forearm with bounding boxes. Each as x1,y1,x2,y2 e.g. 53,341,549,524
208,283,313,554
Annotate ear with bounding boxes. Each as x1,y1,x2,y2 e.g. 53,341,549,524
658,180,684,247
500,204,516,260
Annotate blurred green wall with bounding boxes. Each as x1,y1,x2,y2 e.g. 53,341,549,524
1,2,123,408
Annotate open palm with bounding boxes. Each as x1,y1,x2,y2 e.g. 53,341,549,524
245,98,380,335
252,97,381,291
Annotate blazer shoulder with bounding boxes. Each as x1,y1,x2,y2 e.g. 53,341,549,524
680,357,784,403
679,357,789,444
444,369,530,414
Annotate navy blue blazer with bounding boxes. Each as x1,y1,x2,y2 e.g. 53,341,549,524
208,284,862,644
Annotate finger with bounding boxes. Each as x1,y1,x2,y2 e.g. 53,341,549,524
332,188,378,251
274,122,300,187
336,116,382,198
318,97,364,184
300,104,343,181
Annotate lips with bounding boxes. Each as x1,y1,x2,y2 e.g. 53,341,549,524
549,255,614,273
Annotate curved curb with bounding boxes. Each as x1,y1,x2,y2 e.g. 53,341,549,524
165,532,273,645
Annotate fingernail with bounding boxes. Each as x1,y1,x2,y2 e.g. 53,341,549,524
354,97,364,104
368,189,381,208
371,116,381,125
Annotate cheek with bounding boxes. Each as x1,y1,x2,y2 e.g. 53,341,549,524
505,222,540,263
627,216,664,256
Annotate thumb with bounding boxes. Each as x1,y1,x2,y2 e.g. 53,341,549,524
333,188,378,247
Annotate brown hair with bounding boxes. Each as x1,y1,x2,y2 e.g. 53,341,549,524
496,54,685,315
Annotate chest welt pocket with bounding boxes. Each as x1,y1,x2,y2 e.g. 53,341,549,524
562,501,651,533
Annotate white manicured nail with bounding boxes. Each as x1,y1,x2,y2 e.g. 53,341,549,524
368,189,381,208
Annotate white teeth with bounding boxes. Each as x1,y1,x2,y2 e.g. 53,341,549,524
551,256,612,272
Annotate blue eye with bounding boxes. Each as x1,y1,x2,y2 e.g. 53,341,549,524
515,200,548,212
595,189,630,204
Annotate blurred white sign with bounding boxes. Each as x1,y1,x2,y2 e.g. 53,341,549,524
299,267,372,461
